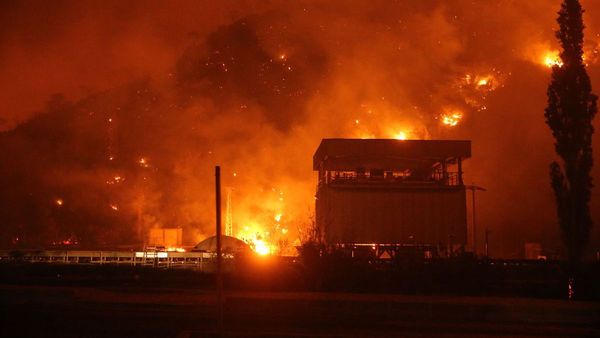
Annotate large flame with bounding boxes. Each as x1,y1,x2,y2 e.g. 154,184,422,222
440,111,463,127
393,131,407,140
253,239,270,255
542,50,563,68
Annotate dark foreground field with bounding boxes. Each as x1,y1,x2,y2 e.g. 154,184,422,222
2,284,599,337
1,262,600,337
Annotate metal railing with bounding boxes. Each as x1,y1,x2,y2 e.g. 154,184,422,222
0,250,222,271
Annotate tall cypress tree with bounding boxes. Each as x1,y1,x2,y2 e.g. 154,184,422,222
545,0,597,268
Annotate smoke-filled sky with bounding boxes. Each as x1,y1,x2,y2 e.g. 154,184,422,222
1,0,600,257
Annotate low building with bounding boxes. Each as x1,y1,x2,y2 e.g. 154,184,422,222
313,139,471,253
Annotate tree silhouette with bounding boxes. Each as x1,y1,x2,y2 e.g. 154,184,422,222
545,0,597,268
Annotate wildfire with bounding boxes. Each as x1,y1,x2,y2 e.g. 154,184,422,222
582,45,599,66
462,73,500,91
106,175,125,185
394,131,407,140
543,50,563,68
139,157,149,167
238,229,278,256
253,239,270,255
441,111,463,127
476,77,490,87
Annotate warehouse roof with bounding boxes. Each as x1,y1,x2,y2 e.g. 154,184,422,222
313,139,471,171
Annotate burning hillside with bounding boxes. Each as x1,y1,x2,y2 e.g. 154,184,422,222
1,1,600,256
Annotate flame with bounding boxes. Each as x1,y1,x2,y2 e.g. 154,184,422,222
476,77,490,87
274,213,282,222
139,157,149,167
543,50,563,68
253,239,270,255
238,230,277,256
441,111,463,127
166,247,186,252
394,131,407,140
462,73,500,91
106,175,125,185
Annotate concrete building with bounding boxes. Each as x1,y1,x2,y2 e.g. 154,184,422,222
313,139,471,254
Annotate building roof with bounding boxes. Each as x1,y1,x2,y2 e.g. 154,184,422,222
192,235,250,253
313,139,471,171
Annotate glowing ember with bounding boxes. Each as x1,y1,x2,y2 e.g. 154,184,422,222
110,204,118,211
543,50,563,68
139,157,149,167
106,175,125,185
52,237,78,246
274,213,282,222
55,199,63,206
441,112,463,127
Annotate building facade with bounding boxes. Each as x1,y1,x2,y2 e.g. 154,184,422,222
314,139,471,249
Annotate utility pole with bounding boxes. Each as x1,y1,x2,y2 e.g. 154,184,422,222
215,166,223,334
465,184,486,257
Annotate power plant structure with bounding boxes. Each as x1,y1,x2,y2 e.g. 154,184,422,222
313,139,471,258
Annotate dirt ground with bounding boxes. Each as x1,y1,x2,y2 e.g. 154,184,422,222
1,284,599,338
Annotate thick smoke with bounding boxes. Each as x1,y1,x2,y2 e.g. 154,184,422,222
1,0,599,257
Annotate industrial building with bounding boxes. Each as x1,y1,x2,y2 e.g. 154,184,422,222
313,139,471,257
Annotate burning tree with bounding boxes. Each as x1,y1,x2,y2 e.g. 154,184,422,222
545,0,597,268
